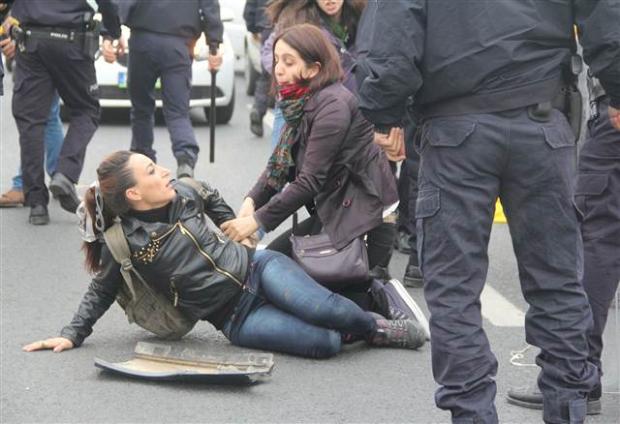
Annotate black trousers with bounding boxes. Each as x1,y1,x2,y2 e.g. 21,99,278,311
12,38,99,206
576,96,620,378
416,107,597,423
128,31,199,167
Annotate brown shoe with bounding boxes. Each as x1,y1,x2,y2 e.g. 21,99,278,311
0,189,25,208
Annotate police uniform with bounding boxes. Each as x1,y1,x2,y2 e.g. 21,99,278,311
357,1,620,423
9,0,121,220
507,77,620,414
119,0,223,176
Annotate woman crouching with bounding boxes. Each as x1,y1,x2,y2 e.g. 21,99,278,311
23,151,424,358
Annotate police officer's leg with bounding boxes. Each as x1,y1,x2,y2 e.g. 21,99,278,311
500,108,597,424
127,33,159,163
11,49,55,209
42,41,99,185
159,37,199,170
418,115,502,423
576,97,620,381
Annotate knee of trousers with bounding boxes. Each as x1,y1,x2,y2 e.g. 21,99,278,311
311,330,341,359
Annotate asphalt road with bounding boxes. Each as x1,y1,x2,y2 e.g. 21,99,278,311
1,75,619,423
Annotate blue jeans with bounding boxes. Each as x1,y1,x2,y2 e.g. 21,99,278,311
12,94,63,190
223,250,376,358
270,106,285,151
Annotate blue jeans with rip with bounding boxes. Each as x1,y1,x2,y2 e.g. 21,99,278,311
223,250,376,359
12,94,63,190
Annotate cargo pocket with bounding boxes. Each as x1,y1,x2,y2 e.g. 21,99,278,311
415,186,440,276
424,119,476,149
542,119,575,149
574,173,609,237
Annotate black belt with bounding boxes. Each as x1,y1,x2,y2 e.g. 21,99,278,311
23,26,87,43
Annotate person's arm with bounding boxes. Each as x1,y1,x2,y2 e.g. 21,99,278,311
199,0,223,48
357,0,426,131
575,0,620,130
95,0,121,40
243,0,258,34
23,247,122,352
195,181,237,227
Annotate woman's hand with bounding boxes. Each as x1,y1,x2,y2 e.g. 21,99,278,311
221,216,260,242
238,197,256,218
23,337,74,353
374,127,406,161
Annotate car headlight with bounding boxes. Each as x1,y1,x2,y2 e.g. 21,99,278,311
193,34,231,61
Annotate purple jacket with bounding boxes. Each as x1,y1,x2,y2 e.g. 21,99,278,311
248,83,398,249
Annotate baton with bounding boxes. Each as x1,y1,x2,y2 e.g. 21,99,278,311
209,46,218,163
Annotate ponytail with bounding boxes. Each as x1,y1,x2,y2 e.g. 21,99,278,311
81,150,136,274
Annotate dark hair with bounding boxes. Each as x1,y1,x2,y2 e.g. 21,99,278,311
273,24,343,92
83,150,136,274
267,0,367,42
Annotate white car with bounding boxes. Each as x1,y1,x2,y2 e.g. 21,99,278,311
92,9,236,124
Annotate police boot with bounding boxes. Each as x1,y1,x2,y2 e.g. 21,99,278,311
176,160,194,179
249,108,263,137
29,204,50,226
49,173,80,213
506,385,601,415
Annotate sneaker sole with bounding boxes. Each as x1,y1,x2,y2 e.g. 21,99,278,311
388,279,430,340
49,184,79,213
506,396,601,415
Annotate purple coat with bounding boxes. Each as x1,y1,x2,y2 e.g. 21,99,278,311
248,83,398,249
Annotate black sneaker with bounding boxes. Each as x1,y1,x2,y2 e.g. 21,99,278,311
384,279,431,340
250,109,264,137
506,385,601,415
49,173,80,213
394,230,413,254
367,315,425,350
403,264,423,288
29,204,50,225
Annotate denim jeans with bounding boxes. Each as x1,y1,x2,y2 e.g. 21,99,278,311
12,94,63,190
222,250,376,358
270,106,285,151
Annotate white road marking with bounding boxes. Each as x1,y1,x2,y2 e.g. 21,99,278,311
481,284,525,327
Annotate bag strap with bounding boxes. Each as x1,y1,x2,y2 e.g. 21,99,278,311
103,222,154,303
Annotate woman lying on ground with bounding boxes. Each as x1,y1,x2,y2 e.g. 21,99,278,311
221,24,402,307
23,151,425,358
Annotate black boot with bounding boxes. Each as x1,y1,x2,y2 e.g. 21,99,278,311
49,173,80,213
250,108,264,137
29,204,50,225
506,385,601,415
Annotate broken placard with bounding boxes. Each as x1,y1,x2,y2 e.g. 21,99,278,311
94,341,274,384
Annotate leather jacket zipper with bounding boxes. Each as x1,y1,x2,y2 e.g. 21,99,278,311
178,222,244,287
170,280,180,307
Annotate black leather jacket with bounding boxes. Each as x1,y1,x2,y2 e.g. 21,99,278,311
60,181,249,347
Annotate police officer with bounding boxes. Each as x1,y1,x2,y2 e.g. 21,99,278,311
507,77,620,415
104,0,223,179
356,1,620,423
6,0,121,225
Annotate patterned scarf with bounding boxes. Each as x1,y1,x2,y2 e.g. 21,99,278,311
266,83,311,191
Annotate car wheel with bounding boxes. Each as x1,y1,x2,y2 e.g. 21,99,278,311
204,87,235,125
245,44,259,96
